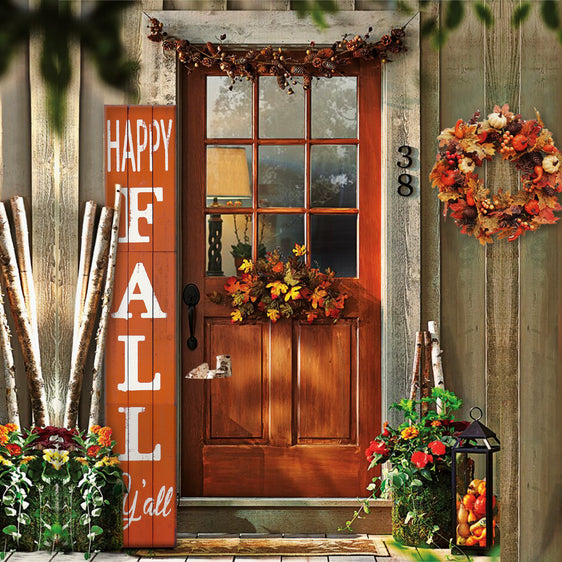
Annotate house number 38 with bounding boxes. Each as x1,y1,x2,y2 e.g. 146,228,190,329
397,145,414,197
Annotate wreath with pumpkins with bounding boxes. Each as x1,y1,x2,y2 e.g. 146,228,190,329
431,104,562,243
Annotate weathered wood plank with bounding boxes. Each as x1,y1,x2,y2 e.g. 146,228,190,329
438,2,486,420
519,5,562,562
93,554,139,561
8,553,55,562
484,3,520,561
30,5,80,427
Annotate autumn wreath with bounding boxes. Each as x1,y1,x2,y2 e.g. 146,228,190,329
430,104,562,243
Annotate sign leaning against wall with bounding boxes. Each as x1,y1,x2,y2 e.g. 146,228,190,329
104,105,177,547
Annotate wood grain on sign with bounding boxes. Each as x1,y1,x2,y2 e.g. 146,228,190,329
105,105,177,547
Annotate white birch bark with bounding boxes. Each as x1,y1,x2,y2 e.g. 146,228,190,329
71,201,98,367
0,288,20,426
421,331,432,416
9,196,39,359
409,331,423,401
428,320,446,414
64,207,113,429
88,186,121,427
0,203,48,426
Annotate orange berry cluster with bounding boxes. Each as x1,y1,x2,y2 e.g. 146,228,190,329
499,131,516,156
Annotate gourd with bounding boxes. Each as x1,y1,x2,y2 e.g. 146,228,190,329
487,112,507,129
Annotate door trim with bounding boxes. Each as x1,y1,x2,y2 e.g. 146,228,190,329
137,9,421,491
179,497,393,508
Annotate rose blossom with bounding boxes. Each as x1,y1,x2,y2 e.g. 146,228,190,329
365,440,389,462
428,440,446,456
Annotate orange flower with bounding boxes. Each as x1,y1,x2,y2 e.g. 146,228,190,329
97,427,113,447
401,426,419,440
90,425,101,434
431,420,442,427
4,423,18,433
87,445,101,457
5,444,21,456
0,428,8,446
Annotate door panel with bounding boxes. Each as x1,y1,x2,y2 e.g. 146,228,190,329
182,61,381,498
296,321,355,442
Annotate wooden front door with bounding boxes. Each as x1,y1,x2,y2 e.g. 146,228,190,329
181,62,381,497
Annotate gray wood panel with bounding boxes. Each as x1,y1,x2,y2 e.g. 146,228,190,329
29,17,80,426
484,3,521,560
438,4,486,419
519,6,562,562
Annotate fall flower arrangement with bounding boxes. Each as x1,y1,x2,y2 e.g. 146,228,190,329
431,104,562,243
0,424,123,556
345,388,467,546
224,244,347,324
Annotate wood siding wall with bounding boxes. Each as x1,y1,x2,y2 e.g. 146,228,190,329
0,1,560,560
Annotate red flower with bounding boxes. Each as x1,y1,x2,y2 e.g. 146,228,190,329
5,444,21,456
365,440,389,462
382,421,391,436
428,440,446,456
411,451,433,468
87,445,101,457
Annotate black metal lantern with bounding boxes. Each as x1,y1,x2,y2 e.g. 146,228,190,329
451,407,500,553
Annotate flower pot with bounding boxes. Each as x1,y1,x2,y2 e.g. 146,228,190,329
391,470,452,547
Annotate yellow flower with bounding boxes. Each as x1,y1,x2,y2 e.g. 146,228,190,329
75,457,88,466
284,285,302,301
4,423,18,433
43,449,69,470
293,244,306,256
0,455,13,467
401,426,419,440
267,308,280,322
230,309,243,323
239,259,253,273
20,456,35,465
95,456,120,468
89,425,101,434
266,280,288,299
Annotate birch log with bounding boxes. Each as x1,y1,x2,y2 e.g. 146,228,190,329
409,331,423,401
71,201,98,367
64,207,113,429
0,289,20,426
88,186,121,427
428,320,445,414
9,197,39,357
0,203,48,426
421,331,432,416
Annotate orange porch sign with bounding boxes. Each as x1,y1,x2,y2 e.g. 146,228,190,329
104,106,177,547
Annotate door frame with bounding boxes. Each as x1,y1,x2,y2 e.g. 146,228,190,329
137,9,421,502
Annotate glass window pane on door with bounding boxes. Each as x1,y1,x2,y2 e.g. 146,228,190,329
259,77,305,138
258,145,305,208
206,146,253,207
310,214,357,277
311,77,357,139
207,76,252,138
258,214,305,257
310,145,357,208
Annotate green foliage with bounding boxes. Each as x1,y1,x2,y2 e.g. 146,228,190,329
445,0,465,30
0,0,138,134
293,0,339,29
473,2,494,27
541,0,560,30
512,2,532,27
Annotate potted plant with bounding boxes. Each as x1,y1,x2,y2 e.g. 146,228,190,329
229,212,267,271
345,388,467,547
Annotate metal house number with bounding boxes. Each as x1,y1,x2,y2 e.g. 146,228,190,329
397,145,414,197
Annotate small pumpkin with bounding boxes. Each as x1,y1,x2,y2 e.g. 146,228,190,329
542,154,560,174
459,157,475,174
487,112,507,129
512,134,529,151
524,200,540,215
441,170,456,186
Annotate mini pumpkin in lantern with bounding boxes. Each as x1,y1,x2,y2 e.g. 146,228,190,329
452,407,500,553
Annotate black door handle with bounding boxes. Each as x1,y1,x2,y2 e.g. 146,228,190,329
183,283,200,350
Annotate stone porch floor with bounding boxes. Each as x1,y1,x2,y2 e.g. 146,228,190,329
2,534,496,562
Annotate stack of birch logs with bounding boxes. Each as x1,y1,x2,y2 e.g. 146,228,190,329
409,320,446,414
0,185,121,430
